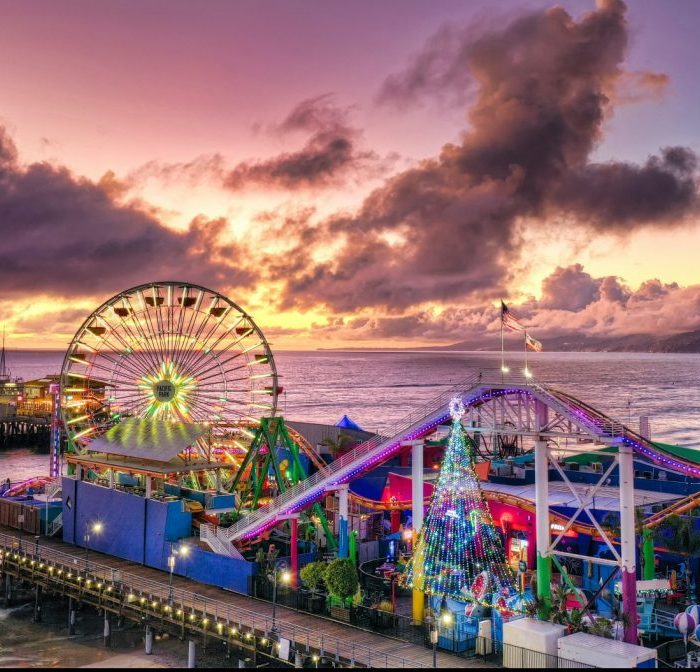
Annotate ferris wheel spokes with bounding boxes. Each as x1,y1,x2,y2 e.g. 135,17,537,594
61,281,279,453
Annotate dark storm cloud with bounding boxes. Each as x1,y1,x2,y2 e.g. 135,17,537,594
599,275,630,304
536,264,630,313
528,272,700,338
551,147,698,229
271,0,698,315
539,264,601,311
0,128,18,165
223,95,380,191
629,278,678,303
0,131,255,298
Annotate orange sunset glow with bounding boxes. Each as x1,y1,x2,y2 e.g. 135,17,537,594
1,0,699,352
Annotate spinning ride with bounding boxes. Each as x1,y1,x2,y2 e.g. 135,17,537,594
60,281,279,454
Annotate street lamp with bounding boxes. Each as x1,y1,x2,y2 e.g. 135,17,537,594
432,604,453,668
271,567,291,634
84,521,103,572
168,544,190,603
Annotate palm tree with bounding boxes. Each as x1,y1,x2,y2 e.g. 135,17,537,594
602,507,652,576
655,514,700,598
320,432,355,460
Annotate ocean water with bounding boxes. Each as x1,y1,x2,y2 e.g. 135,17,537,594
2,349,700,484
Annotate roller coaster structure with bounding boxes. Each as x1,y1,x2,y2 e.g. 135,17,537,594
204,370,700,645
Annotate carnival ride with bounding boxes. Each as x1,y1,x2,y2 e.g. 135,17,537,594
60,281,279,450
55,281,336,545
192,372,700,644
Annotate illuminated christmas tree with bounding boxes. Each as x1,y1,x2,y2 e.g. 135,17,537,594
404,397,517,606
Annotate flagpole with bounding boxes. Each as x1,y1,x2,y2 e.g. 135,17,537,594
524,329,529,378
500,313,505,375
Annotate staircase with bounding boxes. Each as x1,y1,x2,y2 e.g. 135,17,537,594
44,478,62,501
47,511,63,536
200,522,245,560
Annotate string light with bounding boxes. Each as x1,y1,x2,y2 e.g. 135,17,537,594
403,397,517,608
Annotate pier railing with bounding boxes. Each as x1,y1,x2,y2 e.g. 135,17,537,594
0,531,429,669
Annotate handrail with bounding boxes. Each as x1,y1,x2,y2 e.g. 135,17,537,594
200,522,244,559
47,511,63,536
44,478,62,500
0,531,427,669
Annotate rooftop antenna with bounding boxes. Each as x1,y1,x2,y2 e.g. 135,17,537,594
0,325,9,382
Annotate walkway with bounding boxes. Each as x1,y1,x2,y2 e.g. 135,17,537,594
0,527,488,669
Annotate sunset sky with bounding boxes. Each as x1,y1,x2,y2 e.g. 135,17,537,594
1,0,699,350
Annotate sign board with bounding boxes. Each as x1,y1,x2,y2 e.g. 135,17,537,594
279,638,290,660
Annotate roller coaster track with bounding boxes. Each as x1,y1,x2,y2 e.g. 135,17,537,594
214,372,700,547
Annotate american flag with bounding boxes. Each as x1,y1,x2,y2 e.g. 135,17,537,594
525,331,543,352
500,301,525,332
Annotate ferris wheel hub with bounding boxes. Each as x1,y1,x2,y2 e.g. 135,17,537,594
154,380,176,402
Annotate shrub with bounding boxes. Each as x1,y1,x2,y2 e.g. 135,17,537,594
323,558,359,600
377,599,394,613
300,561,327,593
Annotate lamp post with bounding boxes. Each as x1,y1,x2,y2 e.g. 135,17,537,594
17,514,24,551
432,604,453,668
168,544,190,603
271,567,291,634
84,521,103,572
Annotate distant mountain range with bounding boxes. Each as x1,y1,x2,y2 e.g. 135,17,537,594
427,329,700,353
322,329,700,353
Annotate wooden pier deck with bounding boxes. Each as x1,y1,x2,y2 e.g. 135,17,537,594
0,527,490,669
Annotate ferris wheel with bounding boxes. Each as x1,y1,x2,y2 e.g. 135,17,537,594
60,281,279,451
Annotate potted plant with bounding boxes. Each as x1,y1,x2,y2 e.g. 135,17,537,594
324,559,358,622
300,561,327,613
588,616,614,639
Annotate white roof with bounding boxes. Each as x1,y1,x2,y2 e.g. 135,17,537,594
559,631,656,657
86,417,208,462
480,480,680,511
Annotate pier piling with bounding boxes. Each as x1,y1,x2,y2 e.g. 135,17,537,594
68,597,76,635
103,611,111,647
4,573,12,607
33,584,42,622
187,639,196,668
145,625,153,655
